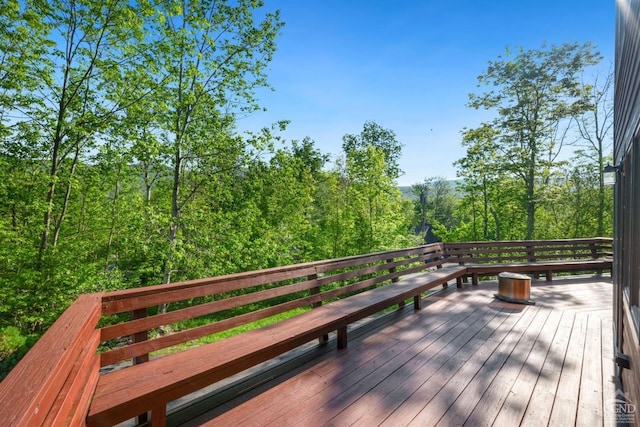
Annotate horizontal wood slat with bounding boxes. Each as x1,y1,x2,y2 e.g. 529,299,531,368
444,239,612,286
99,244,447,366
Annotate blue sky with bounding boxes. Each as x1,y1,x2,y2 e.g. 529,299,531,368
239,0,615,186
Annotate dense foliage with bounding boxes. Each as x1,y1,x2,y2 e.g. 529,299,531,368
0,1,612,374
450,43,613,242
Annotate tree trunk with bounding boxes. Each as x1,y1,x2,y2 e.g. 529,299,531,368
490,205,501,241
526,154,536,240
159,150,182,317
482,178,489,240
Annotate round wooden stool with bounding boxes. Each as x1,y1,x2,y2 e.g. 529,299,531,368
495,272,535,305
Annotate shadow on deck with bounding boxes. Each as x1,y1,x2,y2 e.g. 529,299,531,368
170,275,619,427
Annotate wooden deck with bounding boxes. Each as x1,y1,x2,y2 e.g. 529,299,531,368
173,275,618,427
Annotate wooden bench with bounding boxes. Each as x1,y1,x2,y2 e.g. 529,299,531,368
444,238,612,286
87,243,465,426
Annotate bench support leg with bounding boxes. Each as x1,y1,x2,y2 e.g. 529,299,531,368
337,326,347,349
414,294,423,310
456,277,462,288
472,273,479,286
546,270,552,281
150,404,166,427
319,334,329,345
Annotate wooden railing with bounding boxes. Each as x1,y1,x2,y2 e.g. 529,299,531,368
0,238,613,426
0,294,103,426
97,244,448,368
443,238,613,264
444,238,613,285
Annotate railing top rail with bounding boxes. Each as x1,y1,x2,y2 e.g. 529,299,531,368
0,293,103,426
101,243,444,303
444,237,612,246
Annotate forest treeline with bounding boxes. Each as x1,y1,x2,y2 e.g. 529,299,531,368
0,0,612,365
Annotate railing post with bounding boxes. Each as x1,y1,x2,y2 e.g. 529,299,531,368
526,244,539,279
133,308,149,425
388,258,399,284
309,274,321,308
388,257,406,308
309,273,328,343
132,308,149,364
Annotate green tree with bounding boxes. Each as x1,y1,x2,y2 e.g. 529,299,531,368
0,0,150,332
455,125,501,240
342,121,403,180
468,43,601,239
342,145,415,253
31,0,147,256
411,177,459,239
572,70,614,236
0,0,51,142
136,0,283,288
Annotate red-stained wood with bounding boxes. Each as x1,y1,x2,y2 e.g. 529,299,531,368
267,289,498,427
444,239,612,287
462,307,551,426
547,312,588,426
317,299,509,427
576,314,605,426
466,259,612,286
100,244,446,314
197,293,479,426
196,277,615,427
2,240,614,426
520,311,576,426
100,266,320,315
43,330,101,426
0,293,103,427
88,265,465,426
491,309,563,426
100,246,453,365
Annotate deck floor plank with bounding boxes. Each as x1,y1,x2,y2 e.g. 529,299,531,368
461,307,552,427
198,290,483,426
339,303,508,426
184,276,617,427
281,292,495,426
576,314,604,427
547,312,588,426
520,311,576,427
601,312,618,427
428,305,542,427
374,302,528,427
491,308,563,426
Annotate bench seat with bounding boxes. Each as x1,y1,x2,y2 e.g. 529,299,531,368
88,264,466,426
465,259,612,285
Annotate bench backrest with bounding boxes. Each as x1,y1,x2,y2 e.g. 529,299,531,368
443,238,612,264
98,243,448,367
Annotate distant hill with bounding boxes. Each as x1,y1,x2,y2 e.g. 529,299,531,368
399,186,415,200
399,180,462,200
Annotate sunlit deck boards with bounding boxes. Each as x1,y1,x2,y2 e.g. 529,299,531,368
182,276,617,427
